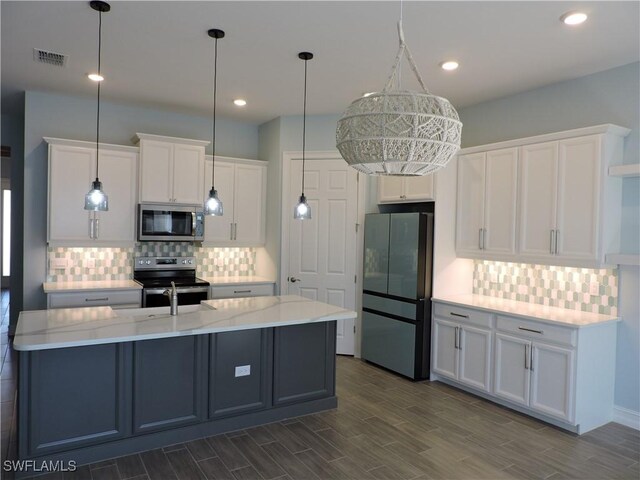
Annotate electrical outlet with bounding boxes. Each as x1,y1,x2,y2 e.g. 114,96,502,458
589,282,600,296
50,258,68,270
86,259,96,269
235,365,251,377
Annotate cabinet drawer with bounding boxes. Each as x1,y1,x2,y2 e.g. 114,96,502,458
433,303,493,328
496,315,576,347
48,290,142,309
210,283,274,299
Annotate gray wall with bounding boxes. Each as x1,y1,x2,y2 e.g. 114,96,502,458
456,62,640,414
20,90,259,321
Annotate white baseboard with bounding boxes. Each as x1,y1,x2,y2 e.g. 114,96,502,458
613,405,640,430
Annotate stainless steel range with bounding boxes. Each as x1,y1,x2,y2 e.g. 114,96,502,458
134,256,210,307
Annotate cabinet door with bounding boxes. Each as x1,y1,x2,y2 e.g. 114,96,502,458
48,144,93,241
139,140,173,203
530,343,575,422
458,325,492,393
209,329,270,419
377,176,404,203
363,214,390,294
483,148,518,255
132,336,206,434
519,142,558,258
432,318,458,380
203,161,235,243
95,150,137,242
455,153,485,255
23,344,128,457
555,136,600,261
173,144,204,205
494,333,530,407
234,164,266,245
403,174,435,201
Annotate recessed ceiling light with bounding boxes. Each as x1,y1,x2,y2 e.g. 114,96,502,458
233,99,247,106
560,11,588,25
440,61,459,71
87,73,104,82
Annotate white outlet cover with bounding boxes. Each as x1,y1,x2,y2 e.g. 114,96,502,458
235,365,251,377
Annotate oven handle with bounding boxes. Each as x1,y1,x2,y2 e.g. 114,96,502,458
144,286,210,295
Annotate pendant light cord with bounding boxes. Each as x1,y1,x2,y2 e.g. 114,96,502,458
211,37,218,189
301,57,308,196
95,9,102,181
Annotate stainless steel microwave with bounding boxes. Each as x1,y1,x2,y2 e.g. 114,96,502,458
138,204,204,242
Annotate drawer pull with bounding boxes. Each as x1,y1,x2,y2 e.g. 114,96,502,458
518,326,543,334
233,290,252,294
85,297,109,302
450,312,469,319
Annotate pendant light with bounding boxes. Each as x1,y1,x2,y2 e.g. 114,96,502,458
204,28,225,216
84,0,110,211
336,7,462,176
294,52,313,220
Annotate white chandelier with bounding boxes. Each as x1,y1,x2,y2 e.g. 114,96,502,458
336,21,462,176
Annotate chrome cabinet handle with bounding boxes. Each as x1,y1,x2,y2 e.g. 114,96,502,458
458,327,462,350
518,326,543,334
525,344,530,370
479,228,483,250
550,230,555,254
89,217,94,239
555,230,559,255
85,297,109,302
234,290,252,294
94,217,99,239
530,347,535,372
450,312,469,319
454,326,459,349
288,277,300,283
230,223,233,240
234,223,238,240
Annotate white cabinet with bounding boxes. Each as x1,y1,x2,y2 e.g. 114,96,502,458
47,289,141,309
378,174,435,203
46,138,138,246
456,124,629,267
494,333,574,422
135,133,208,205
456,148,518,258
203,158,267,246
432,309,492,393
431,299,618,434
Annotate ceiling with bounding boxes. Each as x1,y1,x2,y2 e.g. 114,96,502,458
2,1,639,124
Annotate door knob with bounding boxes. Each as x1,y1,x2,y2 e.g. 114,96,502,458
288,277,300,283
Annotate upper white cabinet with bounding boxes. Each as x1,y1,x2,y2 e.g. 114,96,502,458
134,133,208,205
203,157,267,246
455,125,630,267
456,148,518,258
378,174,435,203
46,138,138,246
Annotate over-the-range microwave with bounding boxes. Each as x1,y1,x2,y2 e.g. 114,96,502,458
138,204,204,242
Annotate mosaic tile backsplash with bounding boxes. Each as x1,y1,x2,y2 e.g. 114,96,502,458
473,260,618,315
47,244,256,282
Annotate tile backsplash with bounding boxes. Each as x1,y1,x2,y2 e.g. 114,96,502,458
47,244,256,282
473,260,618,315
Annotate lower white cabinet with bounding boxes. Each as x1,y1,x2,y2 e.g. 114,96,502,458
47,290,141,309
431,299,617,434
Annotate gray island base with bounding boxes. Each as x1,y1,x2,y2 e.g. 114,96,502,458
15,296,351,471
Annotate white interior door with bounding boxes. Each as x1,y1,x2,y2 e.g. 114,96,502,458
285,156,357,355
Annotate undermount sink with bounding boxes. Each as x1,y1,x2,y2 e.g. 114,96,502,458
114,304,214,317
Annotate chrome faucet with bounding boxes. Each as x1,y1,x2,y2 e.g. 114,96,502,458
164,281,178,316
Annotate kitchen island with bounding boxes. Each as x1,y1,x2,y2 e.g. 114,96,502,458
15,295,355,468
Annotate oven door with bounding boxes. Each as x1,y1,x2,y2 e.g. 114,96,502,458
138,204,197,242
143,286,209,307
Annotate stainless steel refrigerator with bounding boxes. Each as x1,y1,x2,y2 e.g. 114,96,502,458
362,212,434,379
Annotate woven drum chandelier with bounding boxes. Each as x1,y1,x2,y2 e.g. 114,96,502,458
336,21,462,176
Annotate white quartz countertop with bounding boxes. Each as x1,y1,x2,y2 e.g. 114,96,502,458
14,295,356,351
43,280,142,293
204,276,275,286
432,294,619,328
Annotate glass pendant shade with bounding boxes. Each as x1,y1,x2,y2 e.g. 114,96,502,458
294,194,311,220
204,188,223,216
84,179,108,211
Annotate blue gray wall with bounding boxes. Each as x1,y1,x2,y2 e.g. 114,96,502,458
19,91,259,322
457,62,640,414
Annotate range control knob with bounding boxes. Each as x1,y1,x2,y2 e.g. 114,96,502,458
182,260,187,264
188,260,193,264
145,260,151,265
138,260,144,265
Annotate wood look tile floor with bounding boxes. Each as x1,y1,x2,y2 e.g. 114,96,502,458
0,289,637,479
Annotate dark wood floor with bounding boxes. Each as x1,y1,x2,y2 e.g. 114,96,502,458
1,288,639,479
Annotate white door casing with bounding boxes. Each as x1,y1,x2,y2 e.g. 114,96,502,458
282,151,360,356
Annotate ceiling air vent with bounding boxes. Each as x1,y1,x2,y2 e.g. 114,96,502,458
33,48,68,67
